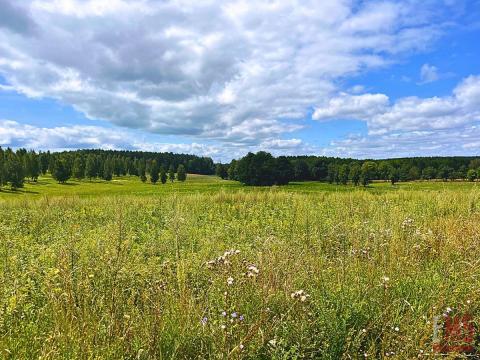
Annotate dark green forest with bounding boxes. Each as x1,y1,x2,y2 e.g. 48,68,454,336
0,148,213,189
0,146,479,189
218,152,480,186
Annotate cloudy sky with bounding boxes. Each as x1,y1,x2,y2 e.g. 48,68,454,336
0,0,479,161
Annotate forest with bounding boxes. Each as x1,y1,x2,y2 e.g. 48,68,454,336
0,148,212,189
219,152,480,186
1,147,479,190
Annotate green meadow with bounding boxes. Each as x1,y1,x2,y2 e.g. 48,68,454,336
0,174,478,198
1,176,480,358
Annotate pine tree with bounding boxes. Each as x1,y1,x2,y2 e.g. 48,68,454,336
48,157,55,175
5,152,25,189
85,155,97,180
160,166,167,184
113,156,122,177
168,165,175,182
31,152,40,181
103,157,113,181
52,158,71,184
24,151,40,181
0,147,5,190
177,164,187,182
228,160,237,180
72,156,85,179
96,156,104,179
138,160,147,183
150,160,160,184
39,152,50,174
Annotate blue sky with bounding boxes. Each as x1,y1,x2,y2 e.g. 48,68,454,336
0,0,479,161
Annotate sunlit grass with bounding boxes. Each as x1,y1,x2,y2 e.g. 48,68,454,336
1,180,480,358
0,174,478,199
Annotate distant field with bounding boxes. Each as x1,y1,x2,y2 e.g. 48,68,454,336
1,177,480,358
0,174,478,199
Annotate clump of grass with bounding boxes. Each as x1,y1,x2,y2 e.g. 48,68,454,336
1,187,480,358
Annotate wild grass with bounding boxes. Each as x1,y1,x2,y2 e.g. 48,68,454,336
1,184,480,358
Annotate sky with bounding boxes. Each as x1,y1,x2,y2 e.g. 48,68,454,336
0,0,479,162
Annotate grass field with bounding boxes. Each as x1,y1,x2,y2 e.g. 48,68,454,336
0,174,478,198
1,176,480,358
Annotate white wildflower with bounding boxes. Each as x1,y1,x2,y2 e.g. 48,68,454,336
291,290,310,302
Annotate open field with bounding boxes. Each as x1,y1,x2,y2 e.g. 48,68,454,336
0,174,478,198
1,177,480,358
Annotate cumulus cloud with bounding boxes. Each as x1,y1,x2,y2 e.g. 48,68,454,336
313,75,480,135
328,124,480,159
0,119,134,150
0,0,444,147
0,119,312,161
312,93,389,121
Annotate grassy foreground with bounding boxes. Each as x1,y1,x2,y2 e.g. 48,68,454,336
1,179,480,358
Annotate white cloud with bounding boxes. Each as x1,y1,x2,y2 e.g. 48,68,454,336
313,93,389,121
0,119,133,150
0,0,444,147
313,75,480,135
0,119,311,161
420,63,440,84
328,125,480,159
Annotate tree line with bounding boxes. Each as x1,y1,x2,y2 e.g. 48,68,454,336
2,146,480,189
216,152,480,186
0,148,199,189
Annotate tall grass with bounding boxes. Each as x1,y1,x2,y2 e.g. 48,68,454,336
1,188,480,358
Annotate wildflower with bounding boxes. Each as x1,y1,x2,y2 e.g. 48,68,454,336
227,277,234,286
291,290,310,302
221,311,227,317
231,312,238,318
205,249,240,268
362,329,367,333
394,326,399,332
239,344,244,350
201,317,208,326
381,276,390,289
221,325,226,330
268,339,277,347
239,315,244,321
402,217,414,229
246,264,260,278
